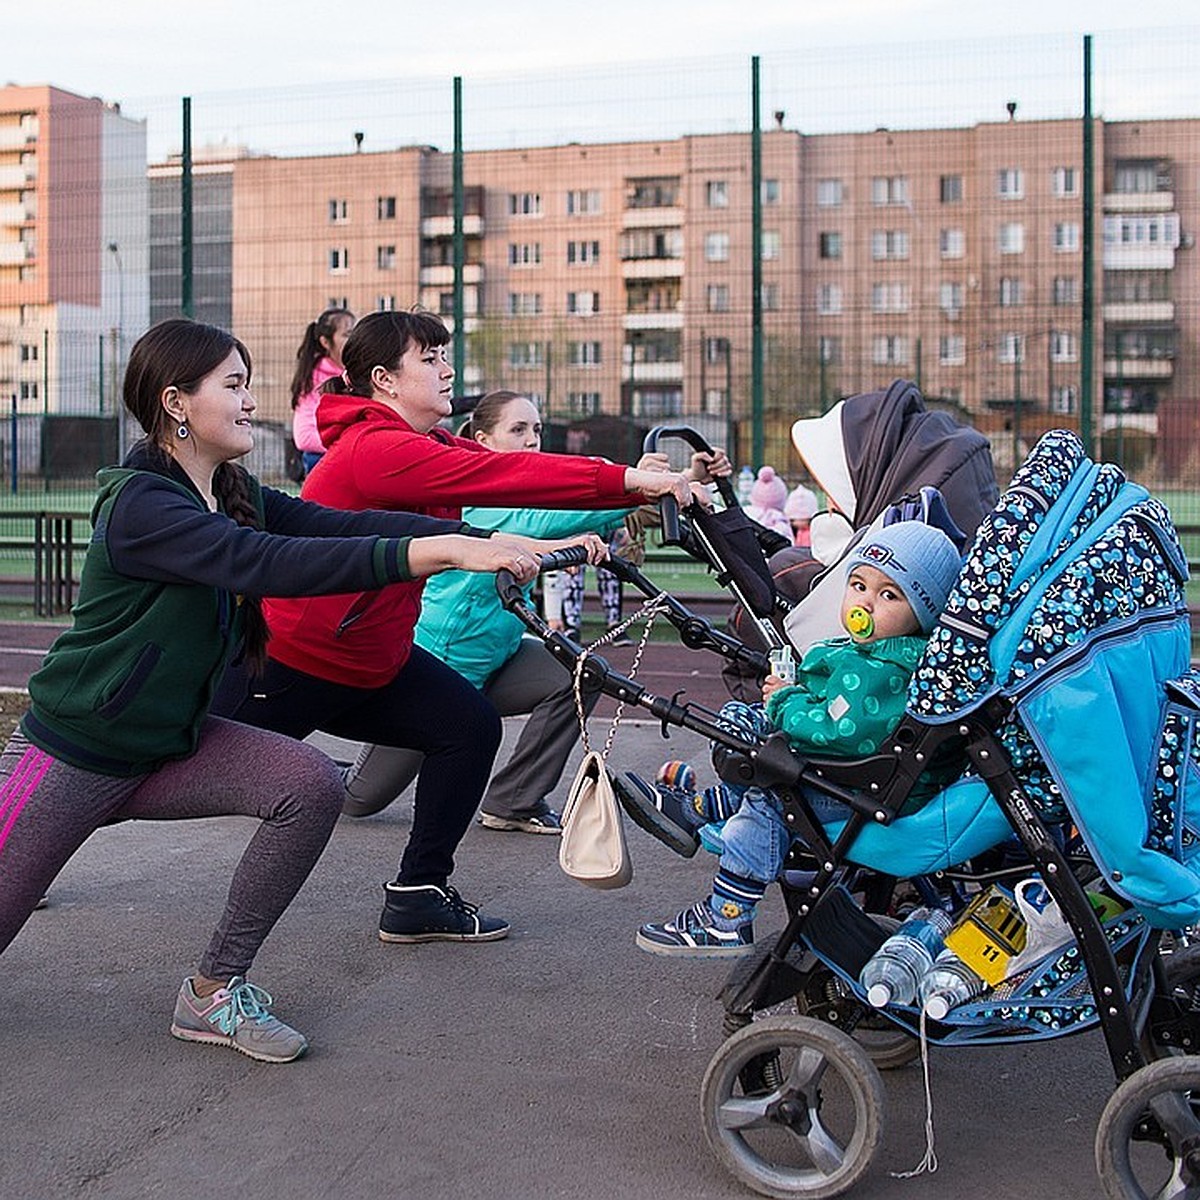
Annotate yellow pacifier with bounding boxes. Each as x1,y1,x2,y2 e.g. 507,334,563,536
845,606,874,639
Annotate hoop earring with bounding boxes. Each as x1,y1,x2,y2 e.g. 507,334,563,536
176,422,189,440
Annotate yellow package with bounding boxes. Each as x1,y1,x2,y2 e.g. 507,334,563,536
944,886,1027,986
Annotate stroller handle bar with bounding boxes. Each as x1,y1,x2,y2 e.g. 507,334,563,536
644,425,739,545
494,545,590,611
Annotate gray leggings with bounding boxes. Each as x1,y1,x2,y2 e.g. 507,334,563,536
0,717,345,980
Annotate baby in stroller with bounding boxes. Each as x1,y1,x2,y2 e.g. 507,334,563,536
622,520,961,956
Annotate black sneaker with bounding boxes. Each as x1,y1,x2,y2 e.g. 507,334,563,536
378,882,510,944
611,771,702,858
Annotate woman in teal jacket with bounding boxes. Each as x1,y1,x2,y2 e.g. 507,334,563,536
343,391,729,833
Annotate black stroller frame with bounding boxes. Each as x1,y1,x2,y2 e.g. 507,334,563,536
500,525,1200,1198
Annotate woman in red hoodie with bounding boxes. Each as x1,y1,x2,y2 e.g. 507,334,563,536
213,310,693,945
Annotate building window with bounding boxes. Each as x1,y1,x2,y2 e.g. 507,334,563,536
566,189,602,215
566,391,601,415
939,282,964,316
568,340,602,366
566,290,600,315
819,232,842,260
997,333,1026,364
997,169,1024,199
376,245,396,270
1050,385,1078,414
871,335,909,365
18,381,38,402
703,388,729,415
508,242,542,266
999,277,1023,307
508,192,543,216
508,342,545,368
706,283,729,313
871,282,909,313
939,335,966,365
1053,276,1079,305
376,196,396,220
507,292,543,316
1050,331,1078,362
940,228,965,259
816,178,843,207
998,223,1025,255
706,181,729,208
871,230,909,260
328,247,349,273
376,295,396,311
817,284,843,315
566,239,600,265
819,336,842,365
1054,222,1080,252
761,230,781,261
760,282,780,311
871,176,909,206
327,296,349,310
940,175,963,203
626,176,680,208
18,342,38,362
1052,167,1078,197
328,199,348,223
1113,161,1169,195
705,232,730,262
761,179,780,206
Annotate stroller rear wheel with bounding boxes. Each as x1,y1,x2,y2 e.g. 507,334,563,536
700,1014,885,1199
1095,1056,1200,1199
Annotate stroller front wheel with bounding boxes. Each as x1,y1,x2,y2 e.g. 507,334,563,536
1095,1055,1200,1199
700,1014,885,1200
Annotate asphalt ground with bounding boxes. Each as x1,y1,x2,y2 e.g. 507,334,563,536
0,624,1123,1200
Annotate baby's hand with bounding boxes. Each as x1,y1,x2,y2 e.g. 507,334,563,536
762,674,788,701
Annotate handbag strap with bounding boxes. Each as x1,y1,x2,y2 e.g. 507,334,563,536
573,590,669,762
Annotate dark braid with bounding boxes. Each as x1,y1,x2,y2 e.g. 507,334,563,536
213,461,270,675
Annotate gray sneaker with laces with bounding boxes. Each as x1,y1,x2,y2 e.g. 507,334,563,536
170,976,308,1063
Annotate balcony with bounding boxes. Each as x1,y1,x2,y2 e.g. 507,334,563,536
0,201,34,226
623,311,683,331
0,163,36,189
0,242,32,266
622,206,683,229
1103,301,1174,324
625,361,683,384
621,258,684,281
1104,192,1174,213
418,264,482,286
0,125,36,152
1103,358,1173,380
421,215,484,238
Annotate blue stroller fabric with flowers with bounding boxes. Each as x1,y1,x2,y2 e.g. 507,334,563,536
822,430,1196,929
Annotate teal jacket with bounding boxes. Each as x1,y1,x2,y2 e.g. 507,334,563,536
415,505,629,688
22,447,467,776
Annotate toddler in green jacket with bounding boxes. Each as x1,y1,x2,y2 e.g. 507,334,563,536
624,520,961,956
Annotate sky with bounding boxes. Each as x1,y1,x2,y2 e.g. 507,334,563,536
10,0,1198,159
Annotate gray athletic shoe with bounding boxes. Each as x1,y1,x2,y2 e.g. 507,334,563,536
170,976,308,1063
478,804,562,835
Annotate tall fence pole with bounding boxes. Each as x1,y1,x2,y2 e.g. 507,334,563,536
1080,35,1095,457
452,76,465,399
9,395,16,494
750,55,764,469
181,96,194,318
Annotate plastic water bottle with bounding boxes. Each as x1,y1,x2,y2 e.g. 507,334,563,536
736,465,755,506
859,907,953,1008
918,947,989,1019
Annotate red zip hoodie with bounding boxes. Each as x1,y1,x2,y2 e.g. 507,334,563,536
263,394,636,687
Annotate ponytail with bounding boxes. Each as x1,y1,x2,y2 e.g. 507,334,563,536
290,307,354,408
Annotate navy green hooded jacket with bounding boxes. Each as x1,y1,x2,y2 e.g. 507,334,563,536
22,443,473,776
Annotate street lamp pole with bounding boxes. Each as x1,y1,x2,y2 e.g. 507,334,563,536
105,242,124,411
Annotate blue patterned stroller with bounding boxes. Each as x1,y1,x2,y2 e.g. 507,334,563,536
500,429,1200,1199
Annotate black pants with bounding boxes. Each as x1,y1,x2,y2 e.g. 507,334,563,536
212,646,501,887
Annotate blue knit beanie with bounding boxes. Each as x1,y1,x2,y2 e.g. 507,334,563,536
844,521,961,634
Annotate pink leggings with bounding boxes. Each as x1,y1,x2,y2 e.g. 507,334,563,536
0,717,345,980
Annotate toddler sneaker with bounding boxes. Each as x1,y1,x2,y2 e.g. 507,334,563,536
611,767,704,858
635,902,754,958
170,976,308,1063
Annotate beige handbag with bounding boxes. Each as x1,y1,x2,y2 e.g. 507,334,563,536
558,596,666,889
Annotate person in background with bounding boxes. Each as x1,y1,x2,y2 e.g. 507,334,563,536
291,307,355,475
743,466,792,540
214,310,696,947
784,483,818,552
622,521,961,956
0,318,540,1063
559,530,631,645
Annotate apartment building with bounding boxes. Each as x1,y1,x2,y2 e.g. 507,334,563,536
0,84,148,417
